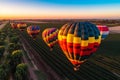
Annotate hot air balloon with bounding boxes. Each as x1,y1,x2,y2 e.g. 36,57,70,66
17,23,27,31
97,25,109,40
10,23,17,29
27,26,40,39
42,28,59,51
58,22,101,71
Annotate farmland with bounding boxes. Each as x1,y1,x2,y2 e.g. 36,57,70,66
19,20,120,80
1,20,120,80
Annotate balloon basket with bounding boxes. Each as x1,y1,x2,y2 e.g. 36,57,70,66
74,67,79,71
74,65,80,71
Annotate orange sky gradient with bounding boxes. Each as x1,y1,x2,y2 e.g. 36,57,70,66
0,1,120,19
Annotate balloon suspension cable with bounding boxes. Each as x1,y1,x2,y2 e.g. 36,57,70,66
74,65,80,71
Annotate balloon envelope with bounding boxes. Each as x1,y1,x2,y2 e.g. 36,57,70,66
42,28,59,50
27,26,40,39
17,23,27,31
97,25,109,40
10,23,17,29
58,22,101,70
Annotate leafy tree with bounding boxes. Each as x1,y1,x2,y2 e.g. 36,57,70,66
14,43,21,50
10,50,23,72
0,40,5,45
15,63,28,80
0,64,10,80
0,67,6,80
11,50,23,63
10,36,19,44
1,33,6,37
8,33,17,38
8,43,21,54
0,33,6,41
8,43,15,53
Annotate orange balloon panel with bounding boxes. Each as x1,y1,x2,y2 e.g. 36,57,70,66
42,28,59,50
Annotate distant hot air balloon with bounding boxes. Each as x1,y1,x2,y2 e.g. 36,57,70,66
58,22,101,71
97,25,109,40
10,23,17,29
42,28,59,51
17,23,27,31
27,26,40,39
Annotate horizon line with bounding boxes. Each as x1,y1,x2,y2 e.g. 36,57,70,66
1,18,120,20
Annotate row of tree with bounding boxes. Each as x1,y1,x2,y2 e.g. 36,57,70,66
0,23,28,80
0,30,6,58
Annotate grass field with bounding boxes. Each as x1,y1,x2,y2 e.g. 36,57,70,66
34,70,47,80
90,33,120,76
95,33,120,56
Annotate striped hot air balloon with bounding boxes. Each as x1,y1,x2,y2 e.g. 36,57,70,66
10,23,17,29
58,22,101,71
97,25,109,40
17,23,27,31
42,28,59,51
27,26,40,39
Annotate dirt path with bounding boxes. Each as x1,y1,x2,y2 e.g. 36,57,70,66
20,35,38,80
19,33,63,80
22,51,38,80
0,21,8,29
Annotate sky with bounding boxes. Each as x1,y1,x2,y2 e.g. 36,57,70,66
0,0,120,19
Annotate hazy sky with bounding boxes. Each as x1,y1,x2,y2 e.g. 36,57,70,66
0,0,120,19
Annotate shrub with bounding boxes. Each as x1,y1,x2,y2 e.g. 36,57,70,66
9,36,19,43
15,63,28,80
0,40,5,45
10,50,23,72
7,43,15,54
8,43,21,54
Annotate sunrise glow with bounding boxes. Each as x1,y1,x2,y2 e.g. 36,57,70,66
0,0,120,19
